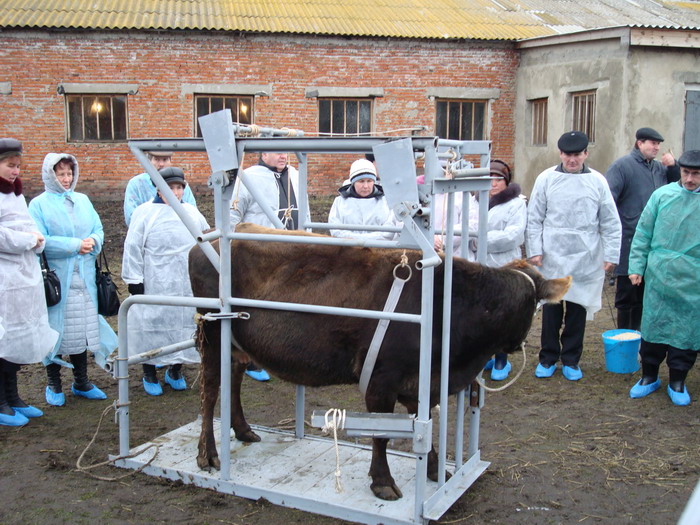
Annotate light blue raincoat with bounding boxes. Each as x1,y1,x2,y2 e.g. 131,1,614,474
628,181,700,350
28,153,118,368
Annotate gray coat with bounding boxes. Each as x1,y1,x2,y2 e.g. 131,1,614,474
604,148,679,275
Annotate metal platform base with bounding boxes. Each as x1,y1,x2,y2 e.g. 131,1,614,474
111,419,489,525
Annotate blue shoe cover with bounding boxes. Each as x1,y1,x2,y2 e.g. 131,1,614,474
491,361,511,381
667,385,690,406
165,370,187,391
245,368,270,382
142,378,163,396
562,365,583,381
12,405,43,418
0,410,29,427
483,358,495,371
45,386,66,407
71,384,107,400
629,378,661,399
535,363,556,378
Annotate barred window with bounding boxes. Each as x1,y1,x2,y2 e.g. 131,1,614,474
435,100,486,141
66,94,128,142
531,98,548,146
195,95,253,137
572,91,596,142
318,99,372,135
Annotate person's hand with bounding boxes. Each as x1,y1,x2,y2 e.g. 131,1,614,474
32,232,45,249
79,237,95,254
629,274,643,286
128,283,145,295
661,152,675,167
468,238,478,253
528,255,542,267
433,235,443,252
603,262,615,272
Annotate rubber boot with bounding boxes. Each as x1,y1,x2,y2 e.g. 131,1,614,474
4,363,43,418
0,360,29,426
165,364,187,391
491,353,511,381
142,364,163,396
667,368,691,406
630,363,661,399
70,351,107,400
616,309,632,330
45,363,66,406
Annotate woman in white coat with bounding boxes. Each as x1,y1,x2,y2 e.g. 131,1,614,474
122,167,209,395
29,153,118,406
0,139,58,425
328,159,395,240
472,160,527,380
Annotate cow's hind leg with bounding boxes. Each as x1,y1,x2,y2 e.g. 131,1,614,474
231,357,260,443
197,320,221,471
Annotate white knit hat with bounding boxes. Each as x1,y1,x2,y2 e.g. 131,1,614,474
348,158,377,182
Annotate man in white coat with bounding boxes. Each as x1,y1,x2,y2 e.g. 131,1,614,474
230,152,310,381
526,131,621,381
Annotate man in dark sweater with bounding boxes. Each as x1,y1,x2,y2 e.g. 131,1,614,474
604,127,679,331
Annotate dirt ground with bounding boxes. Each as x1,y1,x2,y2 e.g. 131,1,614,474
1,198,698,525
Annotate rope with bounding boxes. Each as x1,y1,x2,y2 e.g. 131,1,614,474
321,408,346,493
475,342,527,392
75,403,160,481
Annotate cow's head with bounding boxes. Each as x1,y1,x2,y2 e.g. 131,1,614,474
503,259,572,304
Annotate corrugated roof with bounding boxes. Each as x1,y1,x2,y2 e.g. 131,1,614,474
1,0,699,41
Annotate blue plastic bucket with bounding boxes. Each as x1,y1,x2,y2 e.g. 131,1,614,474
602,329,641,374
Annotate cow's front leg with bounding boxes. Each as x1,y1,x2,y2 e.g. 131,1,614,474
231,356,260,442
197,322,221,470
402,400,450,483
366,380,402,500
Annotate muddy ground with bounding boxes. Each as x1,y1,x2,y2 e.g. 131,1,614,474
1,197,698,525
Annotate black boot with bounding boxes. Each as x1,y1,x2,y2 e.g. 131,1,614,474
639,362,660,385
2,360,42,419
142,364,163,396
0,361,29,425
70,352,106,400
46,363,63,394
668,368,688,393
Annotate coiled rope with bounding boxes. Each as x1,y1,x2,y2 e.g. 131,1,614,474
321,408,346,493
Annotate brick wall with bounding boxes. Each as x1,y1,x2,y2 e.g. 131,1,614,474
0,29,518,200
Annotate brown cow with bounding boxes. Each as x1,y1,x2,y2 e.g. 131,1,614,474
189,223,571,500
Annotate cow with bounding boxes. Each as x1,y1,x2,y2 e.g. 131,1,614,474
189,223,571,501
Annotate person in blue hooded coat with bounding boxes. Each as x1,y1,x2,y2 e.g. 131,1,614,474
28,153,117,407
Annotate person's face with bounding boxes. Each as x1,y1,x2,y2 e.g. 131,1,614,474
159,182,185,205
489,177,507,196
353,177,375,197
680,166,700,192
262,152,288,172
54,161,74,190
637,139,661,161
149,155,172,171
0,155,21,183
559,150,588,173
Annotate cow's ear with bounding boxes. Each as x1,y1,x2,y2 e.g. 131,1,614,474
539,275,572,303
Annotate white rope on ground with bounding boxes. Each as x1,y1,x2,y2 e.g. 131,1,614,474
321,408,346,493
75,402,160,481
475,342,527,392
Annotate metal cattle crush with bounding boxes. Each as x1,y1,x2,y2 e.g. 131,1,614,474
109,110,494,525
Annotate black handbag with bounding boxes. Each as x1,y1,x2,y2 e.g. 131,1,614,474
40,251,61,307
95,249,120,316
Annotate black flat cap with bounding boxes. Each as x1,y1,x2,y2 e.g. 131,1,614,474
159,166,186,185
557,131,588,154
635,127,664,142
678,150,700,169
0,138,23,159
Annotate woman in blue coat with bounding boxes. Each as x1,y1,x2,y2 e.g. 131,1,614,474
28,153,117,407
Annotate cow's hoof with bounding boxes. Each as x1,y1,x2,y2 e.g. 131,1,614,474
235,429,261,442
371,482,403,501
427,469,452,483
197,455,220,471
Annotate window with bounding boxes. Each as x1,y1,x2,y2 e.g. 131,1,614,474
572,90,596,142
435,100,486,141
195,95,253,137
318,99,372,135
66,94,128,142
531,98,548,146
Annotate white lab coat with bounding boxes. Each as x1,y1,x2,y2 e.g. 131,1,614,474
230,164,310,230
472,187,527,268
328,183,396,240
0,190,58,363
526,165,621,318
122,201,209,365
